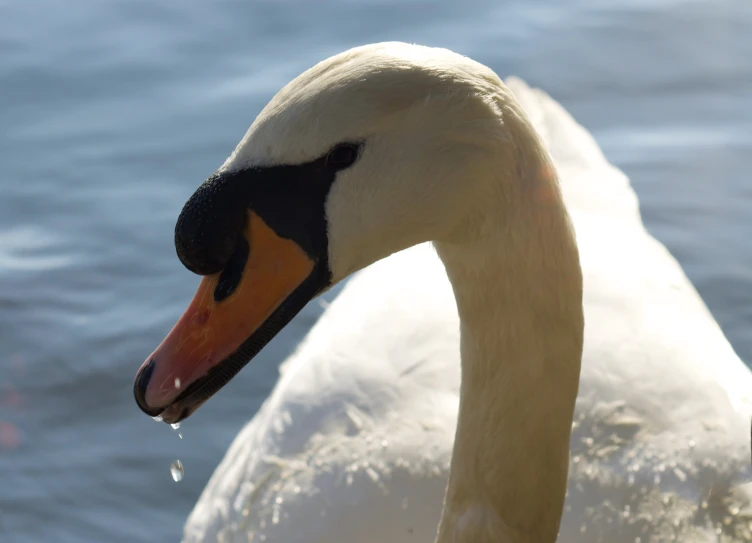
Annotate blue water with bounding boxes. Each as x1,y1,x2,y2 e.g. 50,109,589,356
1,0,750,541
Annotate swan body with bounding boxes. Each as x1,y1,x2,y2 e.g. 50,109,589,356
165,45,752,542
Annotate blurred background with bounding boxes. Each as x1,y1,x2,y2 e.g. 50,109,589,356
0,0,750,541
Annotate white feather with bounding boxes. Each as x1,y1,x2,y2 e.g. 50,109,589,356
183,44,752,542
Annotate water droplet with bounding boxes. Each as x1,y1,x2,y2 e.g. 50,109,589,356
178,433,183,440
152,415,163,422
171,422,181,430
688,439,696,449
174,377,181,389
275,496,283,505
293,485,301,494
170,460,184,482
366,467,380,483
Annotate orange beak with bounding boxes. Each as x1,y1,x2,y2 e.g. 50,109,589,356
134,211,317,423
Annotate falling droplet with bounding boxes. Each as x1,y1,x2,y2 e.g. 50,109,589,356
170,460,184,482
171,422,181,430
152,415,163,422
178,433,183,440
174,377,181,389
366,467,380,483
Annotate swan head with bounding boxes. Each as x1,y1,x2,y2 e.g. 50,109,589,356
134,42,549,423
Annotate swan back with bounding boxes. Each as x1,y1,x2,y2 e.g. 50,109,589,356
508,77,752,540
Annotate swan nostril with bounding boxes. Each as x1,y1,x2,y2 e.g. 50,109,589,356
214,238,250,302
133,359,162,417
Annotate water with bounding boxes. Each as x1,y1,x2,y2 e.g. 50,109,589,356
170,460,184,483
0,0,750,541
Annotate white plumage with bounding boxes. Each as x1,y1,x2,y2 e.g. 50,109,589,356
183,44,752,542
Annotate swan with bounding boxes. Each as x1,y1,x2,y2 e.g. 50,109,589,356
133,43,752,542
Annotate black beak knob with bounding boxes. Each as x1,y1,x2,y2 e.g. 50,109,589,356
175,171,249,275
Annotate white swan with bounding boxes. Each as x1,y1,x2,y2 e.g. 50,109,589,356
134,43,752,542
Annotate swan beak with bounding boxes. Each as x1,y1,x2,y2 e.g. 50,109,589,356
133,212,317,423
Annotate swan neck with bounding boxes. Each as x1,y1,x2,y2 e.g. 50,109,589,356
433,165,584,542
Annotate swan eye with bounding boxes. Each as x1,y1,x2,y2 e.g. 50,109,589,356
326,143,360,170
